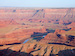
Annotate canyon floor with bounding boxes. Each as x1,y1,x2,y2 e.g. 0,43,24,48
0,7,75,56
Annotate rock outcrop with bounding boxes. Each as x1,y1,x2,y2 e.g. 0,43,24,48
40,33,75,46
67,22,75,28
0,43,75,56
0,28,47,42
54,29,66,34
0,8,75,20
0,38,21,45
70,27,75,31
0,8,75,56
0,19,19,28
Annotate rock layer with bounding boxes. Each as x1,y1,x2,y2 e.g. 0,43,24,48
0,38,21,45
40,32,75,46
0,43,75,56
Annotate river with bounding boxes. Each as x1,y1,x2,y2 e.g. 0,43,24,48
23,35,46,44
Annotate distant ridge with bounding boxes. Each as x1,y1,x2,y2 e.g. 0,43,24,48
0,6,75,9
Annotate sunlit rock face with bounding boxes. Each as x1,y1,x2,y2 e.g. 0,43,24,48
0,8,75,20
0,38,21,45
39,32,75,46
0,8,75,56
0,43,75,56
54,29,66,34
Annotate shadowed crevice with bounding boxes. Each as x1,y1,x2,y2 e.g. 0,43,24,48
0,49,33,56
48,43,74,47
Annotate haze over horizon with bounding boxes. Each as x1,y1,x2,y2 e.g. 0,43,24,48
0,0,75,8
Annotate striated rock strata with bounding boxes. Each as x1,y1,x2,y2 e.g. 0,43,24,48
0,43,75,56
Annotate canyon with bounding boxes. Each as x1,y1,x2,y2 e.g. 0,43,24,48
0,7,75,56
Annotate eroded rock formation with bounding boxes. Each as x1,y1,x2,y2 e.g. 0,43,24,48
0,38,21,45
0,43,75,56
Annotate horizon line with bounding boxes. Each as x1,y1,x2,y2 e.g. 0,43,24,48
0,6,75,9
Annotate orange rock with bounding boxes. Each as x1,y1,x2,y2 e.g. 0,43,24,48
40,32,75,46
0,38,21,45
70,27,75,31
0,43,75,56
54,29,66,34
67,22,75,28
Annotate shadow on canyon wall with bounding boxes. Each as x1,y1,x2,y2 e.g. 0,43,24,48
0,43,21,47
48,43,73,47
6,43,21,45
63,28,71,31
31,29,55,41
48,49,75,56
58,49,75,56
31,32,47,41
63,22,72,25
0,49,75,56
46,29,55,33
0,49,33,56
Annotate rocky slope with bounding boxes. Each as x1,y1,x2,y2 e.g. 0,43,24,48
0,28,47,41
0,8,75,20
0,8,75,56
0,43,75,56
39,29,75,47
0,38,21,45
0,19,19,28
